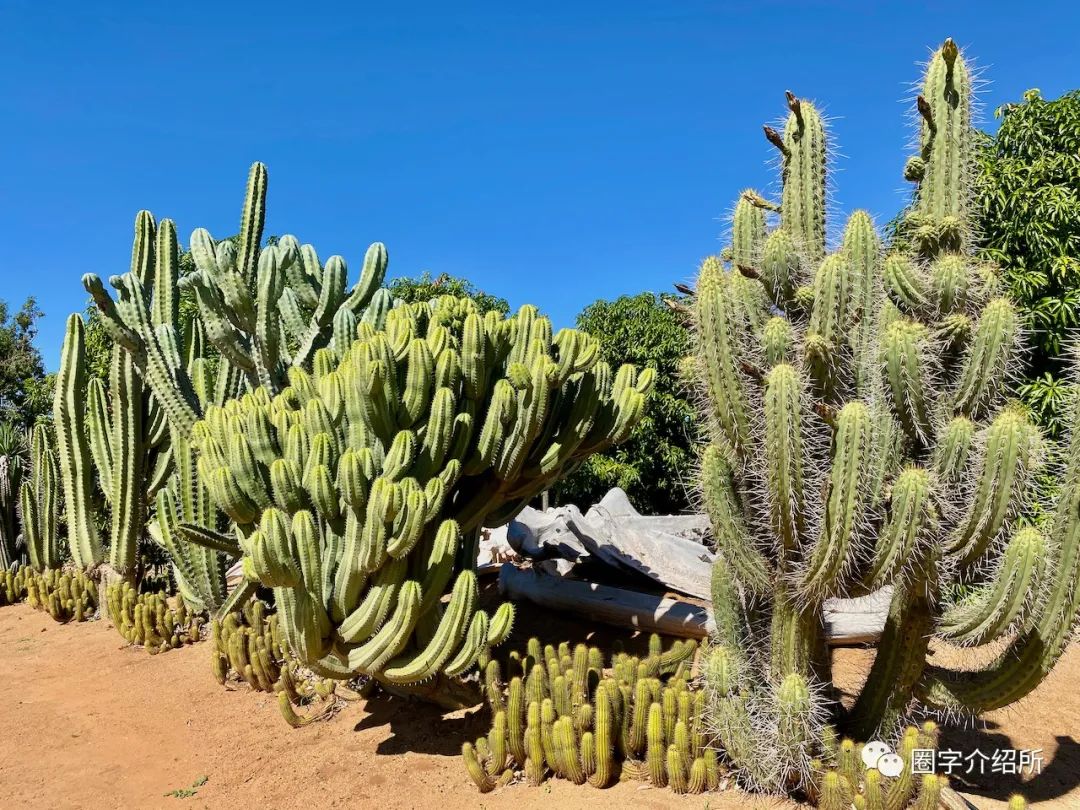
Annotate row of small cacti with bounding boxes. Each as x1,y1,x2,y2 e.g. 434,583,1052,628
462,634,720,793
106,581,205,653
0,565,97,622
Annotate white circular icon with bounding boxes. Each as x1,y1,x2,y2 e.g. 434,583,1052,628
862,740,892,769
878,752,905,778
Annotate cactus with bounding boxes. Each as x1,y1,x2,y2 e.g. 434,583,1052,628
20,425,63,571
692,38,1080,796
188,294,647,685
54,315,103,570
83,163,390,439
0,422,27,569
3,564,97,621
106,581,204,652
461,633,708,794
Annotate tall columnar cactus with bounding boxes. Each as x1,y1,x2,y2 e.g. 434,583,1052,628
188,294,651,683
74,164,388,606
83,162,391,439
695,39,1080,793
54,314,104,570
0,422,26,568
19,424,63,570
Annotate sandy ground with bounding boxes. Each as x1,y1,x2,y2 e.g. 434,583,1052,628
0,603,1077,810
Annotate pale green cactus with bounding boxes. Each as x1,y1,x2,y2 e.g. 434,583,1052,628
20,425,63,571
693,39,1080,796
187,294,650,684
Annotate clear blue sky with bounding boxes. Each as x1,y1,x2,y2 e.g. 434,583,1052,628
2,1,1078,371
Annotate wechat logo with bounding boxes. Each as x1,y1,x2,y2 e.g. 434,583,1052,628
862,740,905,777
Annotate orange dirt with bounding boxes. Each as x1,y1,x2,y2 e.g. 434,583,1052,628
1,602,1077,809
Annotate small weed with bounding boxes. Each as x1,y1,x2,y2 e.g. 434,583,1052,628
164,775,208,799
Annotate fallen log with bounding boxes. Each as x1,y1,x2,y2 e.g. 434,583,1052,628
498,564,712,639
498,564,888,645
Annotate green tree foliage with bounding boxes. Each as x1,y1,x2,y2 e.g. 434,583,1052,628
554,293,695,514
388,271,510,315
0,298,51,427
976,89,1080,435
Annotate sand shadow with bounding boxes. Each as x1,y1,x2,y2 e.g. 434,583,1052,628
352,692,489,757
939,721,1079,804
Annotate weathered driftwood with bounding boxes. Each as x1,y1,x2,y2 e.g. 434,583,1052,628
498,564,713,639
498,563,889,646
506,488,714,598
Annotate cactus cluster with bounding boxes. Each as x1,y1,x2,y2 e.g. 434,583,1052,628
2,566,97,622
188,292,650,683
210,599,287,691
693,38,1080,794
1,565,28,605
809,722,947,810
19,425,64,571
462,634,717,794
210,599,348,727
83,162,392,440
62,162,396,619
106,581,205,652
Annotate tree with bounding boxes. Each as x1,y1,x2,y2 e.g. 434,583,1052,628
388,271,510,315
554,292,696,515
0,297,50,427
975,89,1080,435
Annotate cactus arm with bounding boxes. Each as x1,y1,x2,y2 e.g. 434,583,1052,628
187,275,258,376
695,258,750,456
700,444,771,594
881,320,935,445
883,254,931,314
381,570,478,683
846,580,934,740
916,39,971,226
842,211,882,394
920,393,1080,712
760,228,802,311
865,466,934,588
293,256,347,368
85,378,114,498
938,527,1044,645
952,298,1020,416
253,248,286,392
801,402,872,599
344,242,389,315
948,409,1037,566
236,162,267,283
779,94,828,263
763,363,807,554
